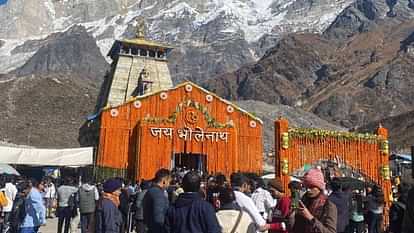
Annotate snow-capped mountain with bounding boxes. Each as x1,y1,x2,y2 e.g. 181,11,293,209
0,0,354,82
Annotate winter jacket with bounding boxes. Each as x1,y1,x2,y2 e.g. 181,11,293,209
143,185,169,233
134,190,147,221
20,188,46,228
270,196,292,233
329,191,350,233
402,187,414,233
293,198,337,233
165,192,221,233
95,198,123,233
389,200,406,233
216,203,256,233
79,184,99,214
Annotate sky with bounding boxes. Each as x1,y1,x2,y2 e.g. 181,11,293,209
0,0,7,6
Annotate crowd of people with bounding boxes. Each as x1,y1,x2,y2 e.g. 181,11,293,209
0,168,413,233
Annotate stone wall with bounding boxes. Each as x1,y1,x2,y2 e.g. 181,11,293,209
107,54,173,106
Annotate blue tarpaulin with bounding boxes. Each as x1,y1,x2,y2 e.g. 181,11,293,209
390,154,412,161
0,0,8,6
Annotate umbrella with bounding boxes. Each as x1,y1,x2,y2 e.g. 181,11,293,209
331,177,365,190
0,164,20,176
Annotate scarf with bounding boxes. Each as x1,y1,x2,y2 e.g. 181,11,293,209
102,192,120,207
303,194,328,233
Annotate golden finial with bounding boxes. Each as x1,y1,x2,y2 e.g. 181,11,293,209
135,18,146,39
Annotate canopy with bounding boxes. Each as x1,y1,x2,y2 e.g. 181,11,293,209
0,146,93,166
0,164,20,175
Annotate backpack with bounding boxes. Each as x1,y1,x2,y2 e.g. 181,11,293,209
0,191,8,207
9,194,26,233
68,192,78,217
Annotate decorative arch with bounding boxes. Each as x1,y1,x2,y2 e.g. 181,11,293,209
142,99,234,128
275,119,392,223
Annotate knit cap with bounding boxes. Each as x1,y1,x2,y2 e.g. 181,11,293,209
303,168,325,190
103,178,122,193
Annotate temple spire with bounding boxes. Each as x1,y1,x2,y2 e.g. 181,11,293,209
136,18,146,39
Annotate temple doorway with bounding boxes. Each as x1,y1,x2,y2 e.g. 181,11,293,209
173,153,207,173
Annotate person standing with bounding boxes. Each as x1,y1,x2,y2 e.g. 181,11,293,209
328,179,351,233
19,179,46,233
95,179,123,233
134,181,150,233
78,177,99,233
402,186,414,233
2,175,18,232
349,190,365,233
0,176,8,233
10,181,31,233
251,178,275,220
293,168,337,233
216,186,256,233
230,173,271,232
365,185,385,233
57,178,78,233
268,179,291,233
143,169,171,233
44,178,56,219
165,171,221,233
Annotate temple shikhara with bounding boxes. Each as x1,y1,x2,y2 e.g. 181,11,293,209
103,19,173,106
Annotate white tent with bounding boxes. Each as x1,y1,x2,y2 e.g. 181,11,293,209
0,146,93,166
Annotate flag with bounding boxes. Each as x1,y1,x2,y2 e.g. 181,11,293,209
0,0,7,6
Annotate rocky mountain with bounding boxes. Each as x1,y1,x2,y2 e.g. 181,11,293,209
204,0,414,149
236,100,345,153
1,0,414,153
14,25,109,78
0,0,354,82
0,73,99,148
359,110,414,153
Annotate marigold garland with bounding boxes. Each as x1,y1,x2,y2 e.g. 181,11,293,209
288,128,381,144
142,99,233,128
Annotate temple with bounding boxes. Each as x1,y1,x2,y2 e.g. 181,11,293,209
103,19,173,107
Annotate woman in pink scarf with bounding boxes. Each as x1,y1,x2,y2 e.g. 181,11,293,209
293,168,337,233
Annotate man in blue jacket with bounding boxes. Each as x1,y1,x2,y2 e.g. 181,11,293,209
20,179,46,233
165,171,221,233
143,169,171,233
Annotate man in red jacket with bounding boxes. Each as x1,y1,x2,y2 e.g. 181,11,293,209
269,180,303,233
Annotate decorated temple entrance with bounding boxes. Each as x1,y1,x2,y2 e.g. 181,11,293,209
96,82,263,181
173,153,207,173
275,118,392,226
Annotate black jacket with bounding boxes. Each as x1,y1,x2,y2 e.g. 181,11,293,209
143,185,169,233
390,200,406,233
329,191,350,233
165,192,221,233
95,198,123,233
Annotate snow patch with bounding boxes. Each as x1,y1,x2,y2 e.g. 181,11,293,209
53,16,74,31
0,0,356,72
0,51,36,74
152,2,199,19
96,38,115,63
52,78,62,84
44,0,56,19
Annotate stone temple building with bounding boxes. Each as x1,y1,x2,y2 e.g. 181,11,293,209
99,20,174,107
81,21,174,146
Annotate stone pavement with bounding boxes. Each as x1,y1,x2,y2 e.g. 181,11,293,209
39,216,81,233
39,218,57,233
